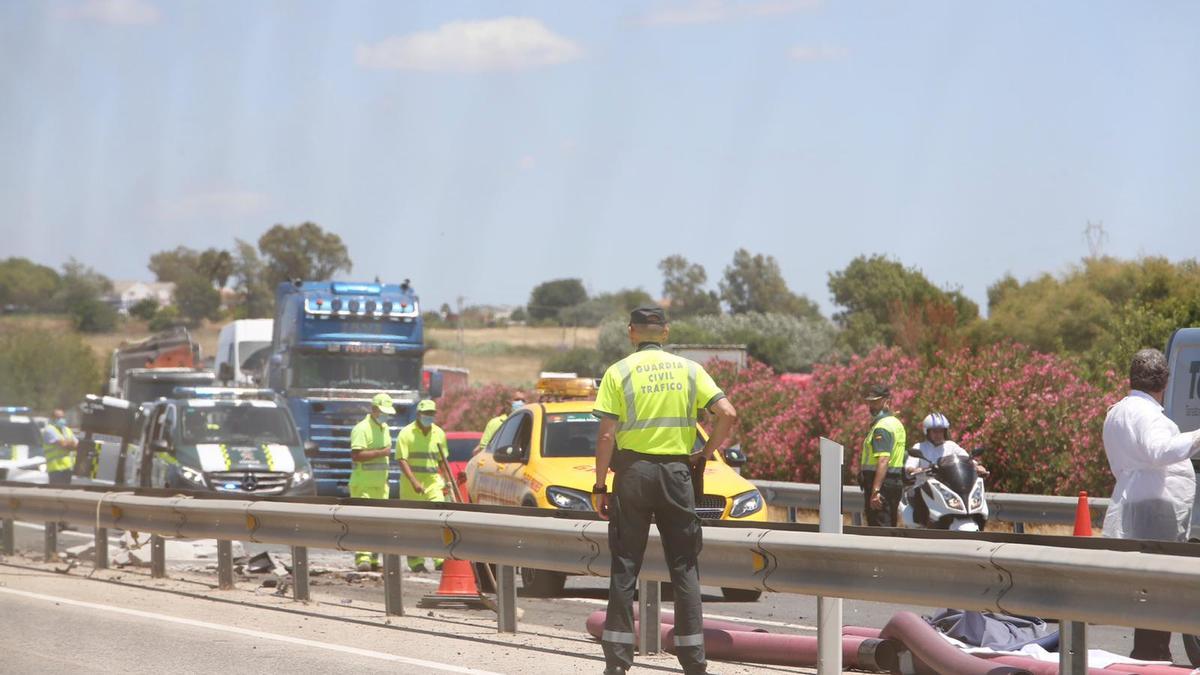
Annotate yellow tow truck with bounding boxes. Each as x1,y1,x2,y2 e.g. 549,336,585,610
464,375,766,599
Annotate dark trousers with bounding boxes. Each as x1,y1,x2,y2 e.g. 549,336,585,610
1131,628,1173,662
859,472,902,527
603,456,706,675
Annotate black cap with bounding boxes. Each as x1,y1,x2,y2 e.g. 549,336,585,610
629,306,667,326
864,383,890,400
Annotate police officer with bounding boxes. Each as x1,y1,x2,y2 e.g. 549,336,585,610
349,393,395,571
475,390,526,454
593,307,737,675
395,399,451,573
43,408,79,486
859,384,906,526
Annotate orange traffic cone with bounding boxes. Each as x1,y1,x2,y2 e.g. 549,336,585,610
417,559,489,609
1073,491,1093,536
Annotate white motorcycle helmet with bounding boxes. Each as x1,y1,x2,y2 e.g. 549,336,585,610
922,412,951,442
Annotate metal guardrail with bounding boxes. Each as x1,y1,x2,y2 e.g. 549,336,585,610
1,485,1197,641
751,480,1112,530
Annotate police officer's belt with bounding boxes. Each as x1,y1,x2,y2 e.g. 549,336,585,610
615,449,690,467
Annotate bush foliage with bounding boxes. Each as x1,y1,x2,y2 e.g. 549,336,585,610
0,325,102,410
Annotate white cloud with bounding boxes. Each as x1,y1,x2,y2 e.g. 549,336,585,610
56,0,161,25
355,17,583,73
788,45,848,62
639,0,819,26
151,190,271,221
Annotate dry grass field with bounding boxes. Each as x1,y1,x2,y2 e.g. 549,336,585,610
1,316,592,386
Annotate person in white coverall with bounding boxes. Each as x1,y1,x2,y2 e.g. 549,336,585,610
1101,348,1200,662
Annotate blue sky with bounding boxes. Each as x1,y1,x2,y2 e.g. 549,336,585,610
2,0,1198,314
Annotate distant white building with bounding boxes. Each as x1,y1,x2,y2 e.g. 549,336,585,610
110,280,175,312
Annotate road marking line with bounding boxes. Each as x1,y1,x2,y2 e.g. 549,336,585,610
0,586,501,675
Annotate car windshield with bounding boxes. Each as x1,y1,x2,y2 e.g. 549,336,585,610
542,413,601,458
446,438,477,462
181,405,299,445
0,420,41,447
291,353,421,391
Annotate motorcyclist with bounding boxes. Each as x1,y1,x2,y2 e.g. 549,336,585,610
904,412,988,526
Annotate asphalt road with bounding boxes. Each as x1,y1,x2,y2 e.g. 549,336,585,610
5,522,1194,669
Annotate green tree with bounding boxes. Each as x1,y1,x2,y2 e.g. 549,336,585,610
148,246,203,284
148,305,183,331
128,297,159,320
57,259,116,333
0,325,101,409
659,255,720,318
719,249,822,321
828,254,978,354
527,278,587,322
560,288,654,326
0,257,61,311
542,347,607,377
199,248,234,288
174,273,221,325
257,222,352,287
231,239,274,318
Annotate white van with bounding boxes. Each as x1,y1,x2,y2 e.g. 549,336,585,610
215,319,274,386
1164,327,1200,542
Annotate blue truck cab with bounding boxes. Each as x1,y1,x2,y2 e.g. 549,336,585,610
265,280,441,496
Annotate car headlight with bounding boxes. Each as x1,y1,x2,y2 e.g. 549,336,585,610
292,469,313,486
179,465,207,487
729,490,764,518
546,486,593,511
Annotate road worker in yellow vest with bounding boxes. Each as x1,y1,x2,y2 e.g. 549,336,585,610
475,390,526,454
349,393,395,571
43,408,79,486
395,399,451,573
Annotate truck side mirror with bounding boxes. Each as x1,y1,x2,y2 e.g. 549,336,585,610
493,444,527,464
426,370,444,400
970,447,985,458
722,446,747,469
303,440,321,458
217,362,234,383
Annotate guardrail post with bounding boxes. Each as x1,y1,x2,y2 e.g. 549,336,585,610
291,545,309,602
496,564,517,633
216,540,234,590
817,437,844,675
44,521,57,561
786,506,797,523
1012,521,1025,534
383,554,404,616
94,527,109,570
638,579,661,655
150,535,166,578
1,519,13,555
1059,621,1087,674
851,512,862,526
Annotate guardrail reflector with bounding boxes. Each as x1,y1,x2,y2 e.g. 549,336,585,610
246,515,258,531
442,527,455,547
110,505,121,520
752,551,767,573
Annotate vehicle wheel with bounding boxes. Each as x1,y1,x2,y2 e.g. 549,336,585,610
1183,633,1200,667
519,566,566,597
721,587,762,602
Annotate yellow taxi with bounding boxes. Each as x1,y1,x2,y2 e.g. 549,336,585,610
464,380,766,599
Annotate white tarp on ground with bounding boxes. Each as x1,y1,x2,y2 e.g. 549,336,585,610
939,632,1188,670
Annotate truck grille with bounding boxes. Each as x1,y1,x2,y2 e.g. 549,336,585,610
696,494,727,520
207,471,291,495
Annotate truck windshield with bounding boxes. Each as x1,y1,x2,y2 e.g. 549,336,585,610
181,405,299,445
291,353,421,391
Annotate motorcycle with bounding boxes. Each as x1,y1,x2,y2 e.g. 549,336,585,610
900,446,988,531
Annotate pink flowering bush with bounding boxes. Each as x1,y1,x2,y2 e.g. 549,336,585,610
436,384,519,432
711,344,1124,496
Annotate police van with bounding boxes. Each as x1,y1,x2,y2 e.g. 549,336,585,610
1164,327,1200,541
128,387,319,496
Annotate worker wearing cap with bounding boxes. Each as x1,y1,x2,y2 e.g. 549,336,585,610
593,307,737,675
475,390,526,455
395,399,451,573
859,384,907,526
43,408,79,486
349,392,395,571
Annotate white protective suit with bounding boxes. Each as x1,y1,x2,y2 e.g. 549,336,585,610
1101,390,1200,541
